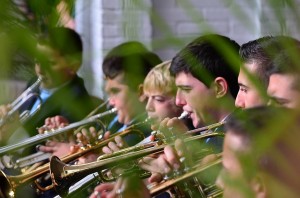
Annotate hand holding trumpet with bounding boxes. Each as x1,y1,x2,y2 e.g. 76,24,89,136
37,115,77,159
90,175,150,198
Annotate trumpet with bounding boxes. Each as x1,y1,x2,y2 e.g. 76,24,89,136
14,100,111,168
149,154,223,198
0,108,117,156
0,77,43,128
49,131,224,197
0,121,148,198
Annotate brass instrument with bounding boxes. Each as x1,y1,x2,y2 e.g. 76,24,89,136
149,155,223,198
49,131,224,197
14,100,110,168
0,77,43,128
0,108,117,156
9,111,189,168
0,120,147,198
0,119,224,198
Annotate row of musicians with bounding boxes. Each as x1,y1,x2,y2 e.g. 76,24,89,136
1,27,300,198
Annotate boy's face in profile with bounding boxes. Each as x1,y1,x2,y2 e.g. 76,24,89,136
105,73,141,125
217,132,255,198
235,63,266,109
175,72,216,127
268,73,300,108
143,89,182,128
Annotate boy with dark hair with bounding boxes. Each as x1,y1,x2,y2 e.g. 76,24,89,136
217,106,300,198
267,39,300,108
0,27,96,146
142,34,240,183
235,36,298,109
103,41,162,145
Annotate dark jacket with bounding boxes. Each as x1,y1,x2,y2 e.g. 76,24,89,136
20,75,97,137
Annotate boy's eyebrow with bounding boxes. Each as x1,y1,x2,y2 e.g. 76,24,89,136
176,84,192,88
238,83,248,88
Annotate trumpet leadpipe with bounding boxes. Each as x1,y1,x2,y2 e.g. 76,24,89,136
185,121,226,135
0,108,117,155
149,155,222,197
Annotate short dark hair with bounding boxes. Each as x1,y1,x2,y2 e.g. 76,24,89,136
240,36,298,87
103,41,162,90
37,27,83,66
268,38,300,75
170,34,240,98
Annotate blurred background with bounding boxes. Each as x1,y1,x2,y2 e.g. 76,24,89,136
1,0,300,101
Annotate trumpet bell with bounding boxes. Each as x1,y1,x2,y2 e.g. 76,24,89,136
49,156,68,197
0,170,15,198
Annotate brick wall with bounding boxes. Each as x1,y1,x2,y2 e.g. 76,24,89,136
76,0,300,98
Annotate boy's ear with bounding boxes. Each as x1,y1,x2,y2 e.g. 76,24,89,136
138,84,147,102
250,175,267,198
214,77,228,98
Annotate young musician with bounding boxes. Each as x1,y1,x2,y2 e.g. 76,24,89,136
267,40,300,108
235,36,299,109
217,106,300,198
0,27,98,198
235,36,274,109
0,27,96,150
101,41,162,146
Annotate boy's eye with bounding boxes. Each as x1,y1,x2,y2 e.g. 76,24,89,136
110,88,120,94
269,97,289,106
155,98,165,102
178,86,191,93
239,86,248,93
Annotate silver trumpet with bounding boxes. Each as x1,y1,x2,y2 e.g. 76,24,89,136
14,100,111,168
0,77,43,128
0,108,117,156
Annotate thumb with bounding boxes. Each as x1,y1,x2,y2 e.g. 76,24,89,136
148,172,163,183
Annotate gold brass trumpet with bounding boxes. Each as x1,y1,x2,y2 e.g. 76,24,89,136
0,120,148,198
0,77,43,128
49,131,224,197
0,108,117,156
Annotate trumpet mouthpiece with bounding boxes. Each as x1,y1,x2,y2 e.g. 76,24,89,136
110,108,117,113
178,111,188,120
